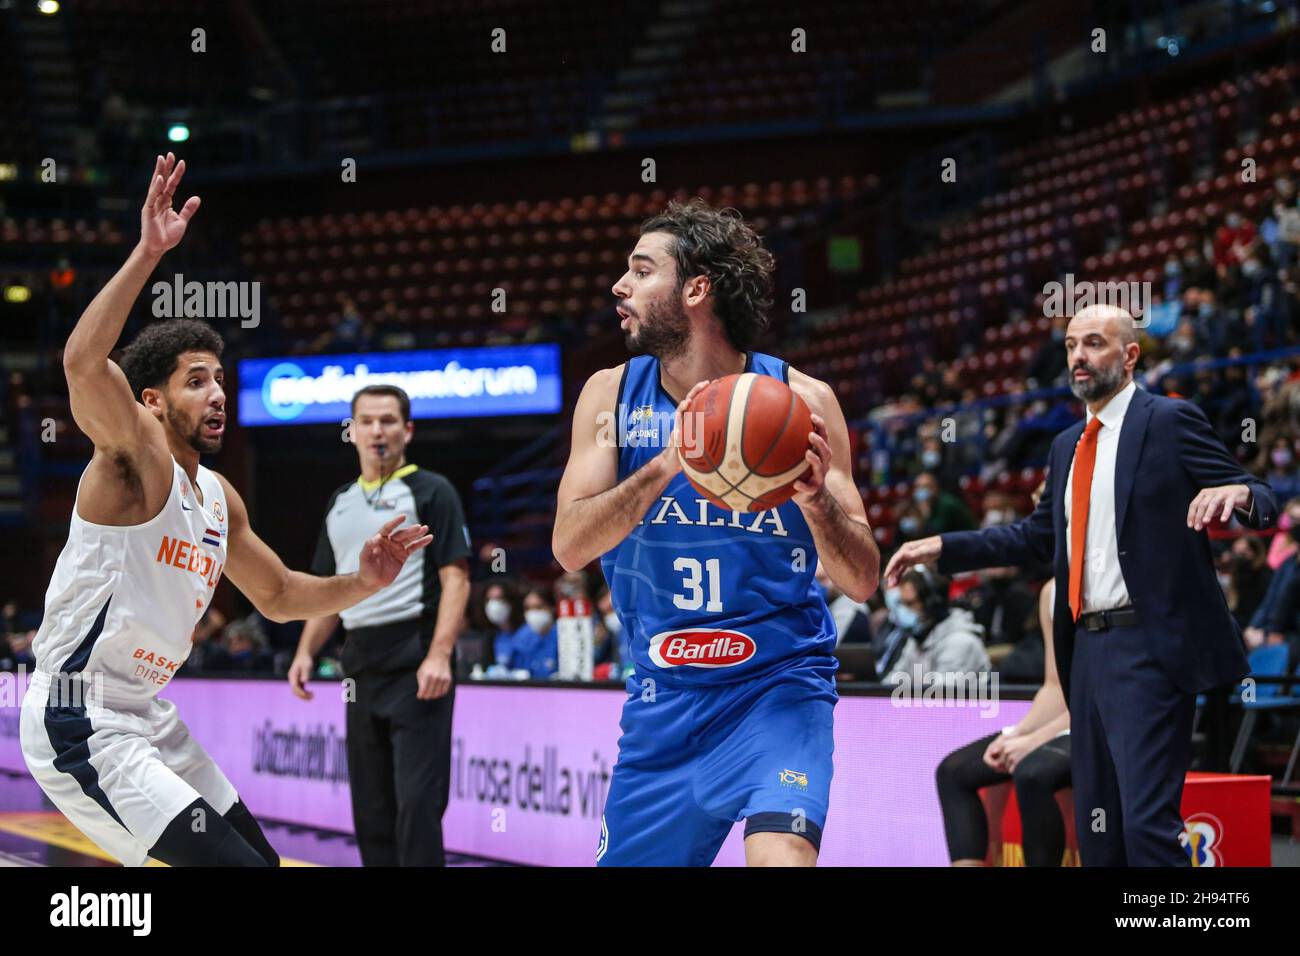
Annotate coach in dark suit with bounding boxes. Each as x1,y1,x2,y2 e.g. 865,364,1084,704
886,305,1277,866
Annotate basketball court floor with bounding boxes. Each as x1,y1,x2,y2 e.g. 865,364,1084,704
0,770,512,867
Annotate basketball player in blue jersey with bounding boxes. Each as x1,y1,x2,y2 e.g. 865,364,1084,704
554,199,879,866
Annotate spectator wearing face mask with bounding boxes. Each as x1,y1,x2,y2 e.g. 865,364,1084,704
1221,535,1272,630
1244,497,1300,651
877,566,989,684
497,587,559,678
460,578,523,673
913,436,963,491
1261,173,1300,268
1241,245,1286,352
1261,437,1300,500
913,472,975,536
1214,210,1256,269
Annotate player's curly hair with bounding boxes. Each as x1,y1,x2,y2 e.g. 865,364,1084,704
638,198,775,350
118,319,224,402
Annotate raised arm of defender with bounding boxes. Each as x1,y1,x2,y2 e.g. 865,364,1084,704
552,367,708,572
64,155,199,452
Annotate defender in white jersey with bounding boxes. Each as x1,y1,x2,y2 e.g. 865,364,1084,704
20,154,432,866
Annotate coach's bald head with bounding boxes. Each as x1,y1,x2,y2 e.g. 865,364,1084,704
1064,304,1140,407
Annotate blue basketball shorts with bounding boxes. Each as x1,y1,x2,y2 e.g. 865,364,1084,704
595,657,837,866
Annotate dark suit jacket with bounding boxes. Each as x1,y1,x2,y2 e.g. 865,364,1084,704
937,388,1278,699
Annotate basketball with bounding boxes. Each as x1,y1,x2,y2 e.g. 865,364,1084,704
678,372,814,512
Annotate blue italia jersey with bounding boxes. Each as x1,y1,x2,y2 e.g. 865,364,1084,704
599,351,837,688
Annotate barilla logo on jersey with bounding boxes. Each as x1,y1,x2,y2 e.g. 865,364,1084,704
155,536,223,589
647,628,756,668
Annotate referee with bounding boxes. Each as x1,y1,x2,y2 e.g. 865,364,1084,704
289,384,471,866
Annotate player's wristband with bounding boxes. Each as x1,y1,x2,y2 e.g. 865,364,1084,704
1001,725,1018,737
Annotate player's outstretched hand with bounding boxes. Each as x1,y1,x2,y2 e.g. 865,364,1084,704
882,535,943,588
792,413,831,509
358,514,432,590
140,153,200,256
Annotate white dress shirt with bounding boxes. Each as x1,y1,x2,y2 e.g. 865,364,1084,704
1064,380,1137,613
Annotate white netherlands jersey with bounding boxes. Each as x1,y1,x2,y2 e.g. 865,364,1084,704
31,457,228,704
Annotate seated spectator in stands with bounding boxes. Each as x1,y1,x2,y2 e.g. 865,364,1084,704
881,567,989,685
461,577,522,675
895,499,926,544
495,587,558,679
186,606,228,673
203,615,274,672
1223,534,1272,630
480,578,523,662
4,630,35,670
913,472,975,535
1177,246,1214,291
935,578,1070,866
1214,210,1256,269
1245,497,1300,651
815,560,872,647
1025,315,1068,387
1261,436,1300,500
963,565,1038,649
593,584,627,672
0,600,39,671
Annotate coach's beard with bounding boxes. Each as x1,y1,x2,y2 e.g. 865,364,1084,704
626,295,691,361
1069,358,1126,403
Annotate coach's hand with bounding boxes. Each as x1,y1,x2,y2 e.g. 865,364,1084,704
882,535,943,588
140,153,200,257
358,515,432,590
1187,483,1251,531
417,651,452,700
288,653,315,701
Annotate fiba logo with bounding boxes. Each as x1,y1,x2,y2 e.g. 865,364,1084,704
778,769,809,790
1179,812,1223,866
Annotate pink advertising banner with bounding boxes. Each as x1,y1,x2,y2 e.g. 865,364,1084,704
1,671,1028,866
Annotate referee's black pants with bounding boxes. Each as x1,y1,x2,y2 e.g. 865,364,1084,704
344,626,455,867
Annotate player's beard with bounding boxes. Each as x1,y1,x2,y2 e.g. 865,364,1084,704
625,290,691,361
1069,355,1125,403
166,402,223,454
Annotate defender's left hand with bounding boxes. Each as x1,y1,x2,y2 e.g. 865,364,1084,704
1187,483,1251,530
359,514,432,589
792,413,832,512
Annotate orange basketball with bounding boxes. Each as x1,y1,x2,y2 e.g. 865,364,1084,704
678,372,813,512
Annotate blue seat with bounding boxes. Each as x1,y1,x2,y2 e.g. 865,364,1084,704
1229,647,1300,777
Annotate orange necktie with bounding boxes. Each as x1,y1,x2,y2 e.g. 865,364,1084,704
1069,416,1104,621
